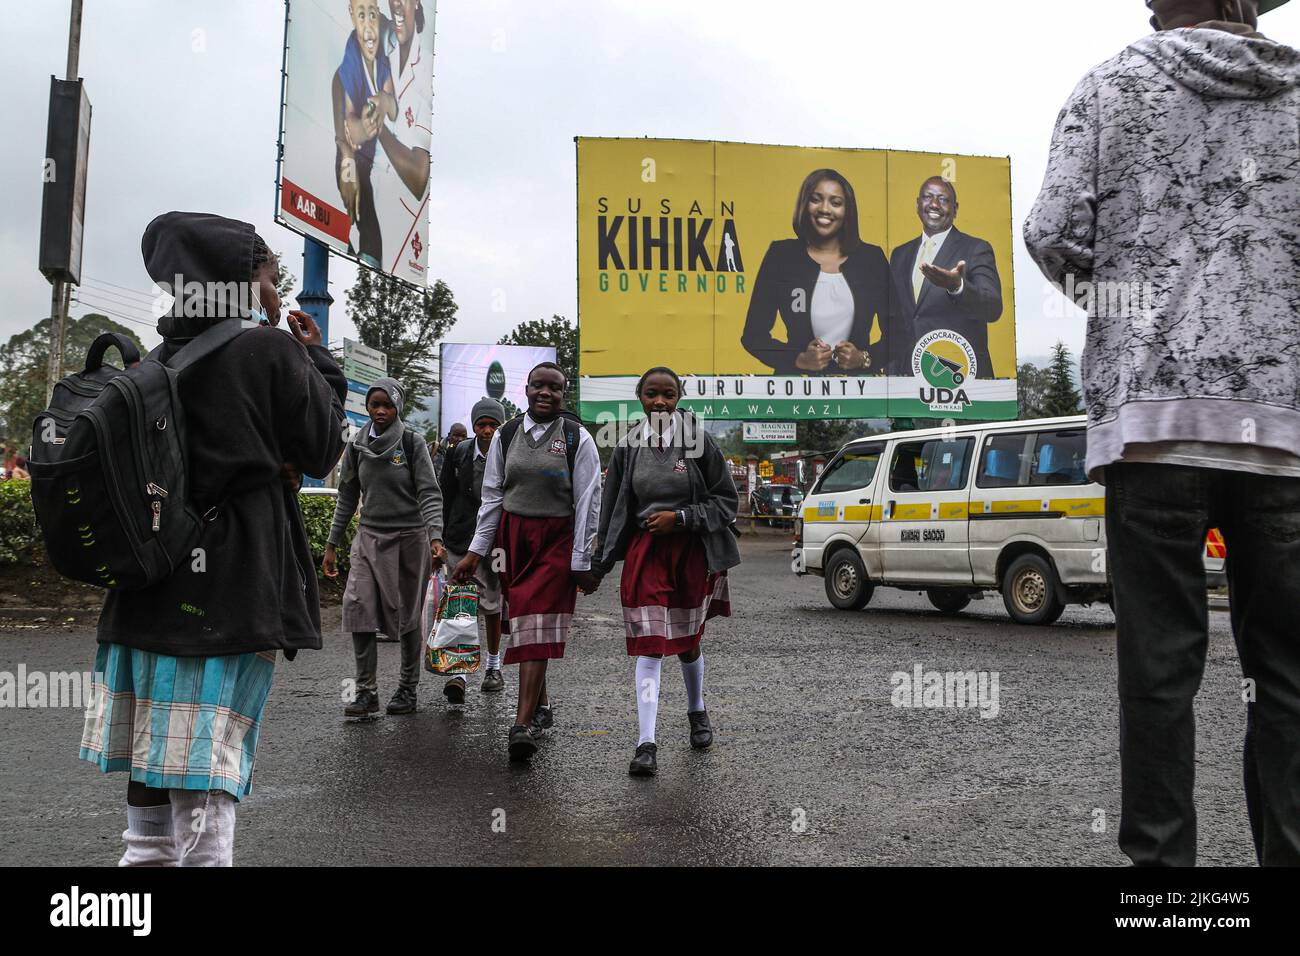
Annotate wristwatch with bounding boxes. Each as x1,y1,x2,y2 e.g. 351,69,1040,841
675,510,686,527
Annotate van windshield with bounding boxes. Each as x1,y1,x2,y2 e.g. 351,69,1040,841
816,444,884,494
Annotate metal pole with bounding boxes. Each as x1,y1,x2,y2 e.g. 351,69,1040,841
66,0,83,80
298,235,332,345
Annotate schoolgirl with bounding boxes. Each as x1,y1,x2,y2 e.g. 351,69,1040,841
453,363,602,762
324,376,445,717
595,366,741,775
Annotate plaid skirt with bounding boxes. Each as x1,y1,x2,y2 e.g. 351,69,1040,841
621,529,731,657
499,511,576,665
78,642,277,800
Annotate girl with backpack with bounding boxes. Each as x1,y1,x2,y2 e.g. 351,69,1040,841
323,377,445,718
452,362,602,762
77,212,347,866
594,366,740,776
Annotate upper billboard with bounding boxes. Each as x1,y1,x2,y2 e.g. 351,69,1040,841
576,138,1017,421
277,0,436,286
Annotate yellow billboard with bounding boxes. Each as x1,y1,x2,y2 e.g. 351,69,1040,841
577,138,1017,421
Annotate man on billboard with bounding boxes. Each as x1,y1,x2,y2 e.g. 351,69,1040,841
889,176,1003,379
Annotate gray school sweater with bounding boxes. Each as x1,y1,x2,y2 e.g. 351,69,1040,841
1024,28,1300,480
327,426,444,545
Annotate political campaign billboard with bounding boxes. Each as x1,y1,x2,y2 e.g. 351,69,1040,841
576,137,1017,421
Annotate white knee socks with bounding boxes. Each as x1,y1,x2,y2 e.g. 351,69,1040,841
167,789,238,867
635,656,662,746
119,804,179,867
120,790,239,867
681,653,705,712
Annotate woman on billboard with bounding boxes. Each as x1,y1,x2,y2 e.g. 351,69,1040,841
741,169,895,375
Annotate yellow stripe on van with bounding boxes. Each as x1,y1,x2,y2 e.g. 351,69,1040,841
802,507,836,523
890,502,933,521
1049,497,1105,516
937,502,969,520
990,499,1040,514
843,504,883,522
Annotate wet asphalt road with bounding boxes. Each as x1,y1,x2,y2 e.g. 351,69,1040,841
0,534,1257,866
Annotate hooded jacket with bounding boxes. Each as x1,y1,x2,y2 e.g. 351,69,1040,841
97,212,347,658
595,411,741,576
1024,28,1300,479
326,375,443,546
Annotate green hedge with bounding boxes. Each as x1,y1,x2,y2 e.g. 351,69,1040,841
0,481,39,565
0,480,355,585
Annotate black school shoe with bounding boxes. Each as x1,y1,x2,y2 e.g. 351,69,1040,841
480,668,504,693
344,689,380,718
386,686,417,715
687,710,713,749
508,724,538,762
531,704,554,734
443,676,466,704
628,743,658,776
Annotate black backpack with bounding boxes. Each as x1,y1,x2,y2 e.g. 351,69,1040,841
28,322,246,590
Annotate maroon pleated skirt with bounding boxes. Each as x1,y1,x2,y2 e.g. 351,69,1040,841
499,511,576,665
620,528,731,657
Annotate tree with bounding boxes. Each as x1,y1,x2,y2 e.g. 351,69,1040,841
274,250,297,306
1016,362,1052,419
499,314,579,411
0,313,146,444
345,269,458,414
1041,341,1082,417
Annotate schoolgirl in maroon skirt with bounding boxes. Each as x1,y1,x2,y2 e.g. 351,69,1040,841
595,367,741,776
453,363,603,762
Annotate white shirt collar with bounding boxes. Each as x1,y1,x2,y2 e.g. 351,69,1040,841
920,227,952,254
640,412,678,447
473,441,487,460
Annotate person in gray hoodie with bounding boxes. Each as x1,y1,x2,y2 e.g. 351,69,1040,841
1025,0,1300,866
323,376,445,718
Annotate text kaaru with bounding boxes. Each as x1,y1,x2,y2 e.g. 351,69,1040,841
594,197,746,294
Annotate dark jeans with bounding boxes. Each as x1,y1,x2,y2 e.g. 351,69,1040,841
1106,462,1300,866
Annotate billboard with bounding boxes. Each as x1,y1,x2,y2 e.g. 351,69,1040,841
439,343,557,434
576,138,1017,421
277,0,436,286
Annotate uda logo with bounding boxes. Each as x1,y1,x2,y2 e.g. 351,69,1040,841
911,330,976,413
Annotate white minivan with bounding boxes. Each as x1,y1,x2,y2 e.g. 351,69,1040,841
793,416,1227,624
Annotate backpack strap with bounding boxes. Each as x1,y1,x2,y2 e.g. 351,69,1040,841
162,320,249,373
84,332,141,373
497,416,524,459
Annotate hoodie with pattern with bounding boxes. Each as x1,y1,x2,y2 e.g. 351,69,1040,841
1024,27,1300,479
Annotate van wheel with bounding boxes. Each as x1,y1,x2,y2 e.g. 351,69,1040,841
825,550,874,610
1002,554,1064,625
926,589,971,614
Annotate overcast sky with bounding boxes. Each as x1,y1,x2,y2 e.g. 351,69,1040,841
5,0,1299,363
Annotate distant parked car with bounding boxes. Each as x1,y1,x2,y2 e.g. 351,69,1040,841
750,482,804,526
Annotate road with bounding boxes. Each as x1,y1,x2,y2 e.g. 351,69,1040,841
0,534,1257,866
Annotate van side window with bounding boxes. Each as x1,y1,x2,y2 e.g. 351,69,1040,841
1030,430,1088,486
977,434,1034,488
816,444,884,494
889,438,974,493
